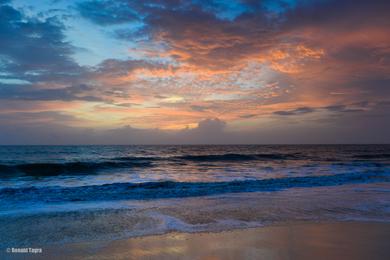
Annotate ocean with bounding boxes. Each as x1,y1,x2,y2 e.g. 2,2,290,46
0,145,389,246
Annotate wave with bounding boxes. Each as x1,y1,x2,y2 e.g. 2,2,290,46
353,153,390,160
114,153,301,162
0,160,153,177
176,153,300,161
0,153,303,177
2,151,387,177
1,171,388,203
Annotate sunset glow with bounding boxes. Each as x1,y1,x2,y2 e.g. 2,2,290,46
1,0,389,144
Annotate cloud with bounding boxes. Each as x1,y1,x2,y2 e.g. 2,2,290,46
77,0,140,25
94,58,165,77
75,0,388,74
239,114,257,119
273,103,370,116
1,108,389,144
0,111,81,125
0,116,229,145
324,105,365,113
75,0,281,69
196,118,226,130
71,0,390,110
285,0,390,30
0,3,81,82
0,83,103,102
274,107,316,116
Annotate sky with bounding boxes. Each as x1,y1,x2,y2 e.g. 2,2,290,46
0,0,389,144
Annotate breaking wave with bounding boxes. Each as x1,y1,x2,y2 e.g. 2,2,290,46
1,171,388,203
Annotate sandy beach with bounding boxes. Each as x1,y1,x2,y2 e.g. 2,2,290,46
4,221,388,260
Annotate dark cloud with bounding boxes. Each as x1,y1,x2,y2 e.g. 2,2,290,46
240,114,257,119
0,4,81,82
95,59,163,76
274,107,315,116
286,0,390,29
274,104,369,116
0,111,80,125
0,83,103,102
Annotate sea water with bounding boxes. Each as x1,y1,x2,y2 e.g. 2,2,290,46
0,145,389,246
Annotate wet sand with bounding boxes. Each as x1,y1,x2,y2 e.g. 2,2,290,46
4,222,390,260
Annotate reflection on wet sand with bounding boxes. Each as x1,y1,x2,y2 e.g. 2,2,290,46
40,222,390,260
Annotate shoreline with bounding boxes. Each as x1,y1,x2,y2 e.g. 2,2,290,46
4,221,389,259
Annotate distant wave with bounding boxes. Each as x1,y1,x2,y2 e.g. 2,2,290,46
1,151,388,177
353,153,390,160
1,171,388,203
0,160,152,176
175,153,300,161
115,153,301,162
0,153,303,176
